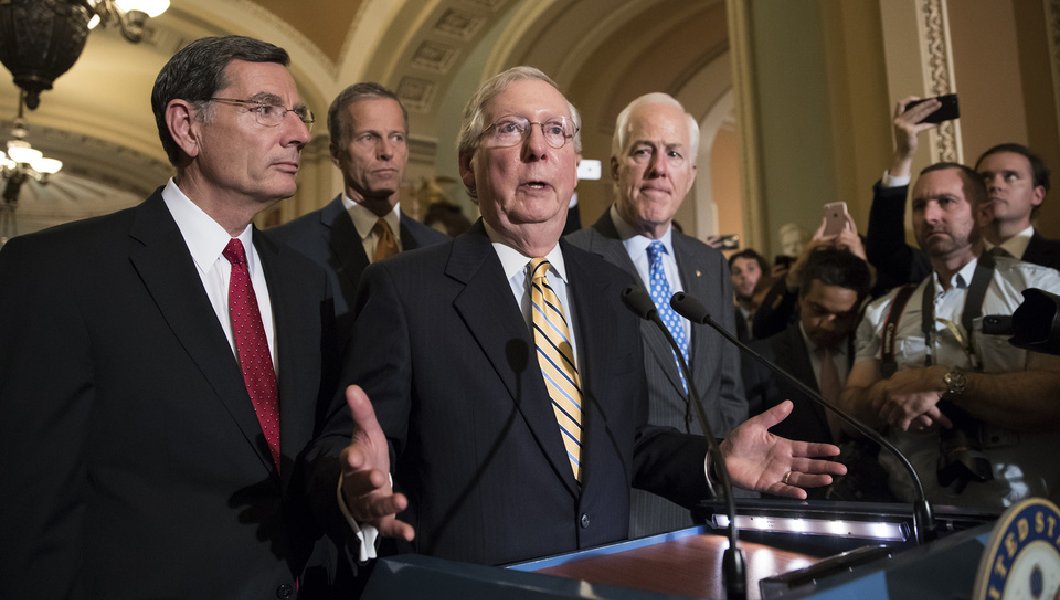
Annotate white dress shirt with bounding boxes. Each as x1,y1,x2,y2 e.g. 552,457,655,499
855,256,1060,508
161,178,276,368
609,205,691,343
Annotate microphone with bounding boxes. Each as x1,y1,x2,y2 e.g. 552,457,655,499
621,286,746,599
669,291,936,545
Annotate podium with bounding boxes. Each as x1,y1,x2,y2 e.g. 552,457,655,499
362,500,999,599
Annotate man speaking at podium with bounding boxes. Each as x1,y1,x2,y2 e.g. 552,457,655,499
840,162,1060,509
318,67,846,566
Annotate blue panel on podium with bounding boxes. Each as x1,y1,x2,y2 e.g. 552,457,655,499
362,553,690,599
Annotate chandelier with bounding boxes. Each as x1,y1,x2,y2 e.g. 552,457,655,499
0,0,169,111
1,92,62,204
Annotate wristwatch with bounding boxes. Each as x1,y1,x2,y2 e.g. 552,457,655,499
943,368,967,398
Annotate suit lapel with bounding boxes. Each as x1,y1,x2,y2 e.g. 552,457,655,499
128,194,277,476
257,232,316,486
448,223,579,496
590,212,684,393
782,326,828,427
323,196,370,297
563,240,620,492
673,233,711,399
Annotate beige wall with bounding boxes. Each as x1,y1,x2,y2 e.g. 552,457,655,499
711,125,744,244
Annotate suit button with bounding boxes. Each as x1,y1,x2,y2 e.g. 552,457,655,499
580,513,590,529
275,583,294,598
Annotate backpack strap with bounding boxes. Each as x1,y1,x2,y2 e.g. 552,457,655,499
880,283,918,378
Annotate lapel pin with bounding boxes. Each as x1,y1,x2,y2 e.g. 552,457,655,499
696,269,702,278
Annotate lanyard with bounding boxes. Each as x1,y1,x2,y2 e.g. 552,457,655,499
919,253,995,370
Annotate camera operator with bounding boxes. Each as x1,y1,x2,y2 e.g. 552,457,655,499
839,162,1060,510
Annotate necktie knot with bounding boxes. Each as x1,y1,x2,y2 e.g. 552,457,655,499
647,240,667,265
529,257,551,282
988,246,1012,259
223,238,247,266
371,218,399,261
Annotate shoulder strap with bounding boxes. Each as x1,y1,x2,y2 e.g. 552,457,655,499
881,283,918,378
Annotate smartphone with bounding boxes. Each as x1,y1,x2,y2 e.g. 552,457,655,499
905,93,960,124
822,201,848,236
714,234,740,250
773,255,795,270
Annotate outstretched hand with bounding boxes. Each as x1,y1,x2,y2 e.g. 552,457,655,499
720,401,847,499
339,385,415,542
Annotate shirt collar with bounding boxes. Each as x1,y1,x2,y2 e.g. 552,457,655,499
798,321,847,356
984,225,1034,259
483,221,567,284
161,178,255,275
342,193,401,241
610,204,675,258
933,256,979,290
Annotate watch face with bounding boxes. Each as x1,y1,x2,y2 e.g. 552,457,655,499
945,370,967,394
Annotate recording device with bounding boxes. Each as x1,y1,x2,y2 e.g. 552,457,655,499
714,234,740,250
773,255,795,270
668,291,937,545
620,287,747,599
822,202,848,237
904,94,960,124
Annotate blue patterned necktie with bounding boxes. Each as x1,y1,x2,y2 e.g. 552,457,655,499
646,241,689,393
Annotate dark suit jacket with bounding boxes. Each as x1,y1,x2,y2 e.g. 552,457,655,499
865,180,1060,284
743,324,853,444
269,195,447,342
566,210,747,537
1022,231,1060,270
319,220,711,565
0,192,340,599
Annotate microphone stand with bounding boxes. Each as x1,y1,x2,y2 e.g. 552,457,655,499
669,291,936,545
621,287,746,599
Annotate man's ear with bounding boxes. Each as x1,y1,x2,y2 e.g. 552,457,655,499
329,142,342,168
1032,184,1046,208
610,156,619,181
166,99,202,159
459,151,477,199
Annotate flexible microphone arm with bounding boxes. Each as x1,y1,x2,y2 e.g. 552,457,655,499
669,291,936,545
621,287,746,599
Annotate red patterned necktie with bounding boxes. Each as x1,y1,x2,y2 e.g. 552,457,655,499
223,238,281,470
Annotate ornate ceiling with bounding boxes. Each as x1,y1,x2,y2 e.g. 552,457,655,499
0,0,733,234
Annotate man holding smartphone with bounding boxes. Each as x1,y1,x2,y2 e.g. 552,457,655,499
865,96,1060,285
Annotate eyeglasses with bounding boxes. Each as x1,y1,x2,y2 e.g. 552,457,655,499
480,116,577,149
209,97,315,132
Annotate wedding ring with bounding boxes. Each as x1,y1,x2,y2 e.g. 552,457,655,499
782,470,792,485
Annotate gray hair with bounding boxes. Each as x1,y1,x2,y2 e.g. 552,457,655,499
456,66,582,158
611,92,699,162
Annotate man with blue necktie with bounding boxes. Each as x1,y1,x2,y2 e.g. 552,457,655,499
567,92,748,536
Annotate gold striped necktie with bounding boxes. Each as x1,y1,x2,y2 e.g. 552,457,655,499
528,258,583,481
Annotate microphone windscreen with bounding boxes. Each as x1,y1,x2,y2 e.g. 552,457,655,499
621,286,657,320
670,291,710,323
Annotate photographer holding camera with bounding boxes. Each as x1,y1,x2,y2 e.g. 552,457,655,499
838,162,1060,510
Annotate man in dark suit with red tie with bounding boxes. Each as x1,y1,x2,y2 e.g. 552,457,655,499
270,82,446,342
0,36,343,599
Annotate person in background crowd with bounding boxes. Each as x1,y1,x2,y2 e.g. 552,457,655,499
270,82,446,345
842,162,1060,509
